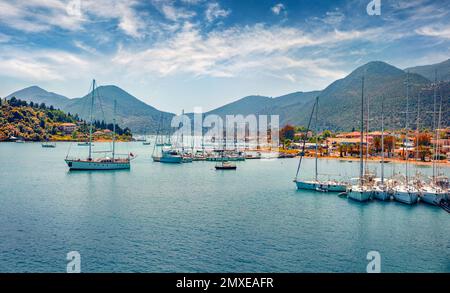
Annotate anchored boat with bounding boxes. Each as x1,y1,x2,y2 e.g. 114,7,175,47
65,80,134,170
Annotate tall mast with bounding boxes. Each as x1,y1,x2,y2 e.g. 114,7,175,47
112,99,116,160
315,97,319,182
181,109,184,153
381,96,385,184
404,72,410,183
88,79,95,160
359,76,365,185
416,93,420,164
294,97,318,181
432,70,437,181
436,95,443,178
365,92,370,175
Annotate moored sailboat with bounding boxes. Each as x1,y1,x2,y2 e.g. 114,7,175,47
373,98,390,201
393,73,419,204
347,77,372,202
65,80,134,170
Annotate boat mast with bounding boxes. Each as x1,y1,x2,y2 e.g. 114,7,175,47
315,97,319,182
381,96,385,185
112,99,116,161
436,95,443,179
294,97,318,181
432,70,437,181
359,76,365,185
365,92,370,176
416,93,420,165
404,72,410,184
88,79,95,160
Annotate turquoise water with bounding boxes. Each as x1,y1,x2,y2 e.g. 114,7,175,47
0,142,449,272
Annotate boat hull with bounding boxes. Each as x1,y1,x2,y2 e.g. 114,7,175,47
373,190,390,201
159,156,182,164
295,181,328,191
420,192,445,206
347,185,372,202
65,159,130,170
326,184,347,192
393,191,419,205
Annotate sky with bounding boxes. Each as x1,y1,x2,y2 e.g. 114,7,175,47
0,0,449,113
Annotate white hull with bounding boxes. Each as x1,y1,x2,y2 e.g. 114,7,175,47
295,180,327,191
65,159,130,170
326,183,347,192
393,190,419,205
348,190,372,202
420,191,446,206
373,190,390,201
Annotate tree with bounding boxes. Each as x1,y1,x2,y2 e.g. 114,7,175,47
280,124,295,141
373,136,381,153
39,102,46,109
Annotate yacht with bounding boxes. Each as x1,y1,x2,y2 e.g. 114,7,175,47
347,77,373,202
65,80,134,170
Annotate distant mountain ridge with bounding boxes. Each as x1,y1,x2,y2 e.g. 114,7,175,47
6,86,70,109
5,59,449,132
406,59,450,81
5,85,174,133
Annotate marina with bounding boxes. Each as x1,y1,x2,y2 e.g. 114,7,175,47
0,141,448,272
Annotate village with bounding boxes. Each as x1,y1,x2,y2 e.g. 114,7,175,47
280,125,450,165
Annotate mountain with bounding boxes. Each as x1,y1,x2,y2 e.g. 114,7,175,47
204,61,448,131
279,61,440,130
6,60,448,133
6,85,174,133
6,86,70,109
203,91,320,117
63,85,174,133
406,59,450,82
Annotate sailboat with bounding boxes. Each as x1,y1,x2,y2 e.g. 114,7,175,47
373,97,390,201
393,73,419,204
42,142,56,148
420,80,448,205
215,150,237,170
294,97,329,191
347,76,372,202
65,80,134,170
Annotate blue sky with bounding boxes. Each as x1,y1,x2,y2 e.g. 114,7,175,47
0,0,449,113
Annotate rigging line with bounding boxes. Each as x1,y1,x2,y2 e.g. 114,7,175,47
295,97,318,180
95,85,113,152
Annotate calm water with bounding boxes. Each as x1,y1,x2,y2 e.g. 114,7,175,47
0,142,449,272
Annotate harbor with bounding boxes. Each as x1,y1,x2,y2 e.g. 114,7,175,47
0,140,448,272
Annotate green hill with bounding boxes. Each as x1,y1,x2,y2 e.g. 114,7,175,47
0,97,131,141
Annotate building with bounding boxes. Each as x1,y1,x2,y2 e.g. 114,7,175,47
58,123,77,134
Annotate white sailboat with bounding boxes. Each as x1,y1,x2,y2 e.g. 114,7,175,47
348,76,372,202
393,73,419,204
294,97,330,192
420,80,448,205
65,80,134,170
373,98,390,201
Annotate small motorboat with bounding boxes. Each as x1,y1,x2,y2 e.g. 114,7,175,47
215,161,236,170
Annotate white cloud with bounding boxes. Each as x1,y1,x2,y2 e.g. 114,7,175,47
415,26,450,39
323,10,345,26
0,48,89,81
205,2,230,22
111,23,370,81
271,3,285,16
0,0,149,38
